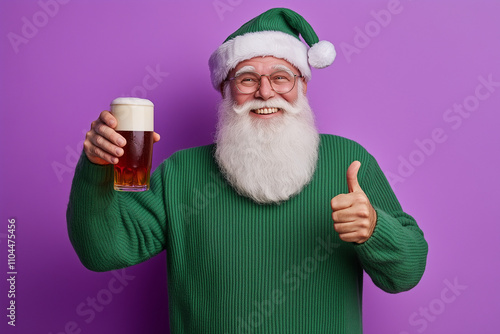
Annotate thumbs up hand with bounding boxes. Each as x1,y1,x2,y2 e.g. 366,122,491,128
331,161,377,244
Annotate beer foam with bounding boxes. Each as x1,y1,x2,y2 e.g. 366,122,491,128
111,97,154,131
111,97,154,107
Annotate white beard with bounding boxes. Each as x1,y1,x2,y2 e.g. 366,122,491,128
214,82,320,204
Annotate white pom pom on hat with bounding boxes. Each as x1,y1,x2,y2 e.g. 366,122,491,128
308,40,336,69
209,8,336,90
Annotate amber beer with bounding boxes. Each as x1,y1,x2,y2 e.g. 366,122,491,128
111,97,154,192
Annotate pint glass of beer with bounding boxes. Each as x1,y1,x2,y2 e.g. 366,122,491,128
111,97,154,192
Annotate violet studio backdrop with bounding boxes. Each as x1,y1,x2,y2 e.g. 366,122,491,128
1,0,499,333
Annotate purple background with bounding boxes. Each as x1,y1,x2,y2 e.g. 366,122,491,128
1,0,499,333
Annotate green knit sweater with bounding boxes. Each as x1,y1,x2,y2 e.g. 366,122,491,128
67,134,427,334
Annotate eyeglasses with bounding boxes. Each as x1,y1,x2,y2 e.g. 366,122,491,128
226,70,303,95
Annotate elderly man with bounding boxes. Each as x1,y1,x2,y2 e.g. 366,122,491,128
67,8,427,334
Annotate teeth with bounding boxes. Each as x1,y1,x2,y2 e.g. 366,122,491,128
254,108,280,115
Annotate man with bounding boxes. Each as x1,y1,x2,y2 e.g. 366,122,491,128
67,8,428,333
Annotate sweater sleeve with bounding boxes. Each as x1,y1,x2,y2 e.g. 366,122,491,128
66,152,168,272
354,154,428,293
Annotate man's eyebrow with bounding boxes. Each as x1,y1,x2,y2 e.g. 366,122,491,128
271,64,296,75
234,66,257,76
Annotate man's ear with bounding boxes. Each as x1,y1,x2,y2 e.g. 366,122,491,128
302,78,308,94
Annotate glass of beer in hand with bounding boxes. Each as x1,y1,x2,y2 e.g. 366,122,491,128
111,97,154,192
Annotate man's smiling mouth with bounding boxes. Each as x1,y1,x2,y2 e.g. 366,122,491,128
251,107,282,115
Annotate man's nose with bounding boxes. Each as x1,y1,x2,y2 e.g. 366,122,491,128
254,76,275,100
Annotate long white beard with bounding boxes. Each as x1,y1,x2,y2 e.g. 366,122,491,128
214,82,320,204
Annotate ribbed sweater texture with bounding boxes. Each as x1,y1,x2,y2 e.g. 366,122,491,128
67,134,428,334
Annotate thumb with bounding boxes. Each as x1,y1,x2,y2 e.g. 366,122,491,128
153,131,161,143
346,161,362,193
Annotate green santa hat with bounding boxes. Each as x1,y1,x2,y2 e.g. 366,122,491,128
209,7,336,90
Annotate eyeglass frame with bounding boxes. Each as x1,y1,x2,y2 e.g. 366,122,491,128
225,69,304,95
